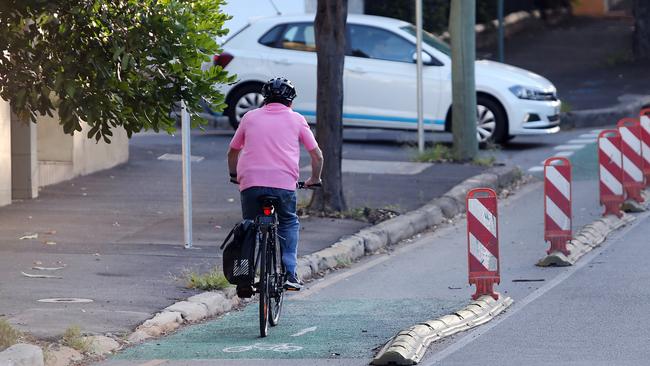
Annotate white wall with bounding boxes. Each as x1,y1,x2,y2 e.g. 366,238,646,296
0,100,11,206
36,111,129,187
72,122,129,176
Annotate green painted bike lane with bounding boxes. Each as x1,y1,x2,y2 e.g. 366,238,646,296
114,297,462,361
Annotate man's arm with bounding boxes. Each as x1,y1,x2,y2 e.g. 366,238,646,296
227,147,241,182
305,146,323,186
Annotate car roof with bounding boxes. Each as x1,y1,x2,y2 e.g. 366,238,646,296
248,13,412,29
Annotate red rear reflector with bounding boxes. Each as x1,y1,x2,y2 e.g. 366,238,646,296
263,207,273,216
213,52,233,68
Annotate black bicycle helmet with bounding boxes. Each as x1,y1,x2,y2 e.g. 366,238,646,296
261,77,297,104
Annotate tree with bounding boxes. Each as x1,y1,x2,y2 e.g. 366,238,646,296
308,0,348,213
449,0,478,160
633,0,650,60
0,0,234,142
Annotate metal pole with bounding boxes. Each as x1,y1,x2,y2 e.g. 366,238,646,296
181,100,193,249
498,0,504,63
416,0,424,154
450,0,478,160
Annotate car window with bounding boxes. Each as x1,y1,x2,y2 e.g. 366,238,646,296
259,24,285,47
400,25,451,57
280,23,316,52
348,24,415,63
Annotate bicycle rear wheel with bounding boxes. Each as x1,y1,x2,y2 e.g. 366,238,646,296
269,228,284,326
258,230,269,338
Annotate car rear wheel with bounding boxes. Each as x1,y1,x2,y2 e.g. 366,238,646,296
476,95,508,144
226,84,264,130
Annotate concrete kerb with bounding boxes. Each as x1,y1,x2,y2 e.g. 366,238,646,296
0,344,44,366
561,95,650,129
372,295,514,366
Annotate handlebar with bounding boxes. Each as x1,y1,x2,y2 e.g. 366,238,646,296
297,181,322,190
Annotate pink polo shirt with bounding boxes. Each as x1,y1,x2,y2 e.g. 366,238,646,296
229,103,319,191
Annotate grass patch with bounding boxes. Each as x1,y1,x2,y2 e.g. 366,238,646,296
472,156,496,167
604,50,634,67
186,268,231,291
561,101,572,113
414,143,454,163
0,319,21,351
62,326,91,353
343,207,366,221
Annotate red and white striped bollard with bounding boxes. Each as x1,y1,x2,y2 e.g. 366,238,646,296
617,118,645,203
466,188,500,300
544,157,572,256
640,108,650,186
598,129,625,217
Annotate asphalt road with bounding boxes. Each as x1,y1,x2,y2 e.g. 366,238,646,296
98,126,636,366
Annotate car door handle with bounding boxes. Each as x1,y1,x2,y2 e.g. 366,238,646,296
273,59,291,65
349,67,366,74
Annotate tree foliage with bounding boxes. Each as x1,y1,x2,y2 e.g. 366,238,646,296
0,0,235,142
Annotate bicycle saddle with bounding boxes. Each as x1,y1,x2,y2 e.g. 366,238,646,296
257,195,280,206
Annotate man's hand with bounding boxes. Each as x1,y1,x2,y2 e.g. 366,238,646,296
305,177,322,187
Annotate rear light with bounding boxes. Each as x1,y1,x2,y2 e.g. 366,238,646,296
213,52,233,68
263,206,273,216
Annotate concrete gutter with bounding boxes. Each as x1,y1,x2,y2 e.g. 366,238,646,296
372,295,513,366
561,94,650,129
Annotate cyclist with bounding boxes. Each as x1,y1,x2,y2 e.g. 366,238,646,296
227,77,323,291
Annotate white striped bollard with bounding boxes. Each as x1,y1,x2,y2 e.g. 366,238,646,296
617,118,645,203
640,109,650,186
544,157,572,256
598,129,624,217
466,188,500,300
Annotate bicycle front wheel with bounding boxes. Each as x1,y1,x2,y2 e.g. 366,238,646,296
258,230,269,338
269,228,284,326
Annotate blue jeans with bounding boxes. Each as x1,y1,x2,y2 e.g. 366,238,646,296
241,187,299,276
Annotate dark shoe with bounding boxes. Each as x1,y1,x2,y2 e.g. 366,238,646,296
283,273,303,291
236,284,254,298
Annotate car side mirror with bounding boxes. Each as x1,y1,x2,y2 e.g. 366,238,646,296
412,51,434,65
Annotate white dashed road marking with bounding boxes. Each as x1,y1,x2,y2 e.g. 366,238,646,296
553,144,586,151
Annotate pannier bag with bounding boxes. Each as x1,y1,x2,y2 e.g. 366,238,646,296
220,219,256,285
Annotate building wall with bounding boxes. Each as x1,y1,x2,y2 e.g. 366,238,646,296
72,122,129,177
36,111,129,187
10,114,38,199
0,100,11,206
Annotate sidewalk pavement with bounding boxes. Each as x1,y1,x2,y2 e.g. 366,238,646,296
0,130,483,339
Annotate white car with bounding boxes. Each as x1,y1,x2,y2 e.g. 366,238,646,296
213,14,561,143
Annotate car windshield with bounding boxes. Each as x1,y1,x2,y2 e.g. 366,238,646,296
400,25,451,57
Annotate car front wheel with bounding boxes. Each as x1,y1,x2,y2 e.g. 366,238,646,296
226,85,264,129
476,95,508,144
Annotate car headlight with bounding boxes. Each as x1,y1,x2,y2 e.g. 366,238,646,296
509,85,556,101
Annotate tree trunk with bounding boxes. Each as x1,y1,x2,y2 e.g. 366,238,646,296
308,0,348,213
634,0,650,60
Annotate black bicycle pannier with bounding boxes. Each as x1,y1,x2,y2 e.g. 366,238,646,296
221,219,256,285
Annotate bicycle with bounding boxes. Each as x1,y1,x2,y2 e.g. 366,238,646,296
253,181,320,337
